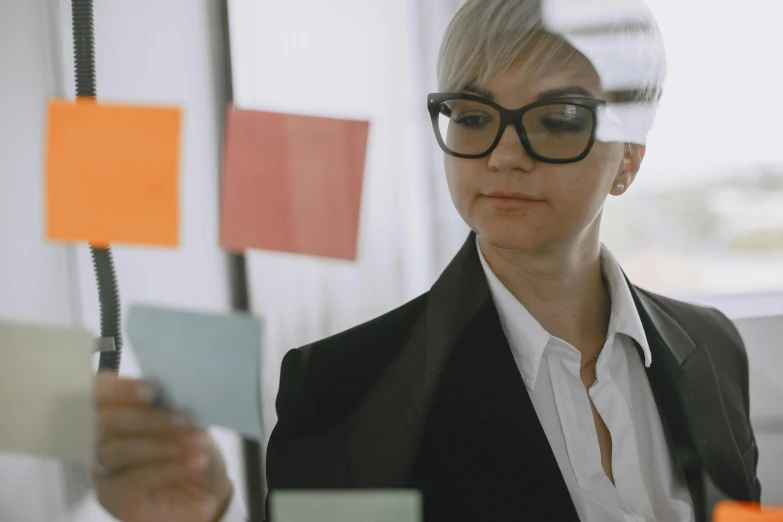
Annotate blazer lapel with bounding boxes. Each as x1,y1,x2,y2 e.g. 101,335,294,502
423,299,579,522
346,232,497,486
629,285,752,517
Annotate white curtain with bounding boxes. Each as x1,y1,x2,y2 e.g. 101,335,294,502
409,0,471,273
226,0,467,434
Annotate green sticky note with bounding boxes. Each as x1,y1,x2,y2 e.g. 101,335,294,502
127,305,263,440
269,490,422,522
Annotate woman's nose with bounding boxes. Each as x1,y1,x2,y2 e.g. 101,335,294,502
487,124,536,172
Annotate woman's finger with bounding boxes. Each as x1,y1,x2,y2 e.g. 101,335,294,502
94,458,207,491
97,432,209,471
98,408,192,440
96,372,157,407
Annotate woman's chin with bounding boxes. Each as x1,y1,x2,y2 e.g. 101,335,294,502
474,225,542,253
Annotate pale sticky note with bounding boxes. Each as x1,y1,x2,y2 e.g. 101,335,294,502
45,99,181,247
127,305,263,440
270,491,422,522
0,320,95,465
714,501,783,521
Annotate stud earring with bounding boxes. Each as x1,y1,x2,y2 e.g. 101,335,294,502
615,182,625,192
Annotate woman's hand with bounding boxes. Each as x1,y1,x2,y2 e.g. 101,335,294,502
93,371,233,522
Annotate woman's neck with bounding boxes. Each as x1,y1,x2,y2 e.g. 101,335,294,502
478,234,611,353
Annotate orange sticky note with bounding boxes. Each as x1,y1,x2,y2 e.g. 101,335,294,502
714,501,783,521
46,99,181,247
220,106,368,260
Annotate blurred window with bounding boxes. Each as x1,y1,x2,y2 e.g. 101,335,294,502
602,0,783,297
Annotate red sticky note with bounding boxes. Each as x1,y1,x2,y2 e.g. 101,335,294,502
220,106,368,260
45,99,181,247
714,501,783,521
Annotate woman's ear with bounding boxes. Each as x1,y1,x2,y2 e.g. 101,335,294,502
611,143,646,195
624,143,646,174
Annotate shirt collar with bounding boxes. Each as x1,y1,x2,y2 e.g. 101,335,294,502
600,245,652,367
476,236,652,392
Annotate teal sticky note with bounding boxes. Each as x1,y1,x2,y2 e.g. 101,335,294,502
270,491,422,522
127,305,263,440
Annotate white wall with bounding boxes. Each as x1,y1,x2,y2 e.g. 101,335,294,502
0,0,247,520
0,1,89,521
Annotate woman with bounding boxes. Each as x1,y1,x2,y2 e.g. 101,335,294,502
94,1,760,521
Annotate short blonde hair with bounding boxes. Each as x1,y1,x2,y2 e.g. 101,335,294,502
437,0,662,104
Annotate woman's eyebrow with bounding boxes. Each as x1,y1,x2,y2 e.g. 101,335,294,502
537,86,595,100
461,84,494,100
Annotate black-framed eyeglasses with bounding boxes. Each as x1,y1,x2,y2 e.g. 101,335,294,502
427,92,607,164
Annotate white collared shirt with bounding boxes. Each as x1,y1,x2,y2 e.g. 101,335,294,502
477,237,694,522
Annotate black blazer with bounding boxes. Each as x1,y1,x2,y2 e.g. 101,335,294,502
264,233,761,522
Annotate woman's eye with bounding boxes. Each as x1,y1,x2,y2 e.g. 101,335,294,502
540,117,587,133
454,114,493,130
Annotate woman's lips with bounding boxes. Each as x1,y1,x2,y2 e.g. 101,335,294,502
482,191,544,210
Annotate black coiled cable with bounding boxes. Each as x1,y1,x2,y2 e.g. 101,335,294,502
70,0,96,98
71,0,122,372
